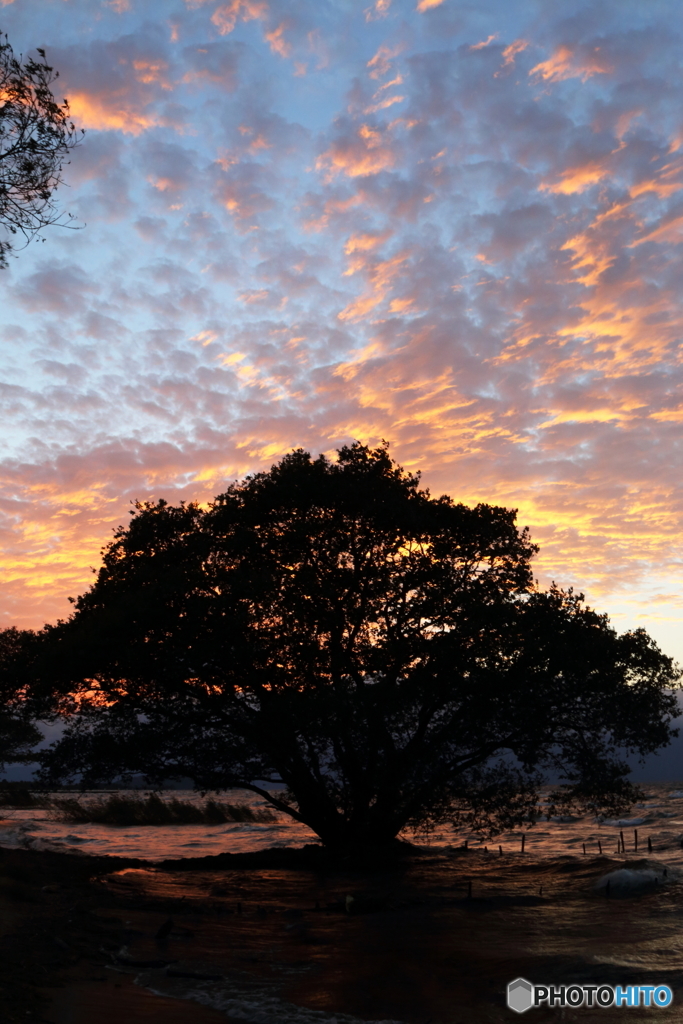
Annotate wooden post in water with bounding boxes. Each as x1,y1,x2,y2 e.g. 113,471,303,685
598,839,602,855
648,836,653,854
634,829,638,852
521,833,526,853
620,829,625,853
582,843,586,855
499,845,503,857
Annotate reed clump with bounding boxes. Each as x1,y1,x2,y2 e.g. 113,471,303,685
50,793,277,826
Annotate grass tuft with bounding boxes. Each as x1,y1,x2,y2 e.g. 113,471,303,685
49,792,277,827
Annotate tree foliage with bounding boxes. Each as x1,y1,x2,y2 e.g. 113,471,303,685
29,444,681,849
0,627,42,767
0,35,82,267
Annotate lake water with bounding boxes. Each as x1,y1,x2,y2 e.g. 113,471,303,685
2,784,683,863
8,786,683,1023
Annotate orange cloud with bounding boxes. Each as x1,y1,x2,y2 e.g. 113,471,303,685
377,75,403,92
367,43,404,80
316,124,395,179
190,330,219,346
66,92,161,134
344,231,392,255
496,38,528,74
530,45,613,83
651,407,683,422
541,161,610,195
365,0,391,20
0,442,274,630
338,251,408,321
537,403,646,429
388,296,416,313
132,59,172,88
416,0,445,10
364,94,405,114
631,214,683,247
470,34,498,51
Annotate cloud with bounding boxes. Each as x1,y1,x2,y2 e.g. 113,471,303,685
264,22,291,58
471,34,498,51
496,39,528,75
416,0,445,11
338,250,409,321
316,121,396,179
367,43,404,80
210,0,268,36
140,139,199,202
181,41,241,90
51,31,181,135
0,0,683,664
365,0,391,21
211,159,277,223
15,263,100,317
530,44,613,84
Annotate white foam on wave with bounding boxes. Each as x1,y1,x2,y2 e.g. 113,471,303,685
138,969,403,1024
594,865,678,894
600,817,646,827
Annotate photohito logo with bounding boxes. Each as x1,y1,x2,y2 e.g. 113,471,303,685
507,978,673,1012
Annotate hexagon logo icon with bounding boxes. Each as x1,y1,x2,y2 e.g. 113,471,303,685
507,977,534,1013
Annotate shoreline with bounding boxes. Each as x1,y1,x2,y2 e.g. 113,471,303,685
2,843,683,1022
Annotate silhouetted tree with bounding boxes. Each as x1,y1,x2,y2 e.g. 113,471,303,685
0,628,42,767
0,34,82,267
31,444,680,850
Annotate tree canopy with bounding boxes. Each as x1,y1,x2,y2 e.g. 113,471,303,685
28,443,681,850
0,627,42,769
0,34,82,267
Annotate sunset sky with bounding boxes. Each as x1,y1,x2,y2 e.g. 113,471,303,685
1,0,682,664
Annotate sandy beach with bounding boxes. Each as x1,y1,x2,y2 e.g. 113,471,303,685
1,840,683,1023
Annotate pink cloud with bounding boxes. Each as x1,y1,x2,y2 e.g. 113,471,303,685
210,0,268,36
264,22,291,58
